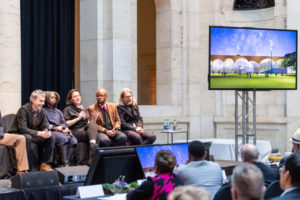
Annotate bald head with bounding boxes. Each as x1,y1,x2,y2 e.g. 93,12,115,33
240,144,259,163
96,88,108,105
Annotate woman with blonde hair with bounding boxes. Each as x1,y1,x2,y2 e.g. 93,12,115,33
117,88,156,145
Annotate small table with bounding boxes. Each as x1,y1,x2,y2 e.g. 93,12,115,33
160,129,189,144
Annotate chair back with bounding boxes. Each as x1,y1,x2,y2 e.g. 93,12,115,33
264,180,283,199
213,183,232,200
3,114,16,133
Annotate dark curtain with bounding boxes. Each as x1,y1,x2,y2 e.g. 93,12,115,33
21,0,74,110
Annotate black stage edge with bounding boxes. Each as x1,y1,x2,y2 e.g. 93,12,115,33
0,179,82,200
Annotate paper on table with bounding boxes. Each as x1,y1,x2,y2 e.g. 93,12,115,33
97,193,126,200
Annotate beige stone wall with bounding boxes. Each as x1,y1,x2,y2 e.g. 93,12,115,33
0,0,21,115
1,0,300,153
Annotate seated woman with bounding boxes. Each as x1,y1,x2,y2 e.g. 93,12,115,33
126,150,182,200
44,91,78,167
63,89,98,165
117,88,156,145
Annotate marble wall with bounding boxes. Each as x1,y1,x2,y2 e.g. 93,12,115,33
0,0,21,115
1,0,300,153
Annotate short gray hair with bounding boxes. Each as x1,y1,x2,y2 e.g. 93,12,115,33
30,89,46,102
168,185,210,200
232,163,265,200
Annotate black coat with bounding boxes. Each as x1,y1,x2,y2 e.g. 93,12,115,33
9,103,48,137
117,105,143,132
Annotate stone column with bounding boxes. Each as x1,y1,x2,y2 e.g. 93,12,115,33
286,0,300,152
80,0,137,106
0,0,21,115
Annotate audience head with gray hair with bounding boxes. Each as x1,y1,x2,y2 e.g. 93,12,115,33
168,185,210,200
231,163,265,200
30,89,46,112
240,143,259,163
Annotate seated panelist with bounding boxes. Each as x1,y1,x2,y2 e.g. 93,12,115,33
0,111,29,174
10,89,55,171
63,89,98,165
44,91,77,167
117,88,156,145
88,88,127,147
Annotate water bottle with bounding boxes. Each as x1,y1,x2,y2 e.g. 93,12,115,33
166,119,170,130
173,120,177,131
163,119,168,130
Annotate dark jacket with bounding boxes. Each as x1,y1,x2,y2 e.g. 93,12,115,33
254,162,279,182
271,188,300,200
117,105,143,132
0,112,4,139
9,103,48,137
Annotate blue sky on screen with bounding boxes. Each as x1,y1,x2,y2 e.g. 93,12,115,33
136,144,189,169
210,27,297,57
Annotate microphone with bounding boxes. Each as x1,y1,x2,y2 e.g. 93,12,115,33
114,125,120,131
79,105,84,110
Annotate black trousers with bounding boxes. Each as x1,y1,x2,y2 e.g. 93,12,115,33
71,122,98,143
124,130,156,145
23,134,55,170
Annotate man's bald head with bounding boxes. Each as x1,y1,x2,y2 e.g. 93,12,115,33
240,144,259,163
96,88,108,105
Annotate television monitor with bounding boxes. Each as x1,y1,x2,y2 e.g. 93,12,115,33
209,26,297,90
84,146,144,185
135,143,211,176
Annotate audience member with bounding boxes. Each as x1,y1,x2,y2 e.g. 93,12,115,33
127,150,182,200
63,89,98,165
231,163,266,200
174,140,223,199
10,89,55,171
272,153,300,199
279,129,300,168
44,91,77,167
168,185,210,200
117,88,156,145
88,88,127,147
0,111,29,174
240,143,279,183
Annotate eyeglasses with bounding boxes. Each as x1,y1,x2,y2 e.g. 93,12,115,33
123,95,132,99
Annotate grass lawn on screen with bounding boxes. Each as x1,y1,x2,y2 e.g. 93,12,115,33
210,73,296,89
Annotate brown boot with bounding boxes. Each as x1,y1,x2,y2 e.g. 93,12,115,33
40,162,54,171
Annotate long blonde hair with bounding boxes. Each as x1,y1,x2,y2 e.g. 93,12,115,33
117,88,137,106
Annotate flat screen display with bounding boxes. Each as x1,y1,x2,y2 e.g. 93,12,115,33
209,26,297,90
135,143,189,176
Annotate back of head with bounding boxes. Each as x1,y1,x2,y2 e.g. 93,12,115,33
188,141,205,159
284,153,300,187
240,144,259,162
168,185,210,200
231,163,265,200
155,150,176,174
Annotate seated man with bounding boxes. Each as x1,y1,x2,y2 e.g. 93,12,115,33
240,143,279,183
10,89,55,171
174,140,223,198
231,163,266,200
117,88,156,145
272,153,300,200
88,88,127,147
0,111,29,174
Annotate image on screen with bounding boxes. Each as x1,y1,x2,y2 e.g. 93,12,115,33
135,143,189,176
209,26,297,90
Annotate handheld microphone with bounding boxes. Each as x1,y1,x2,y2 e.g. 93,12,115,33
114,125,120,131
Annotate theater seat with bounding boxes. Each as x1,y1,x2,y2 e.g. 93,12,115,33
264,180,283,199
213,183,232,200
